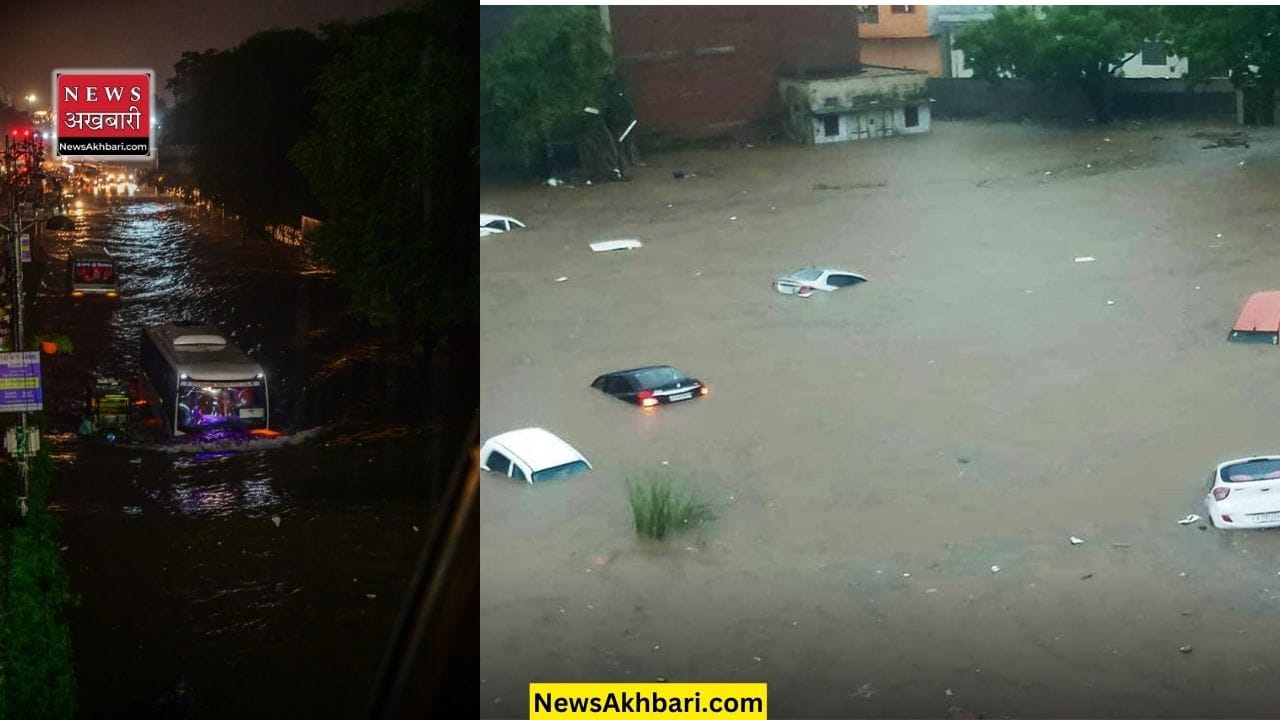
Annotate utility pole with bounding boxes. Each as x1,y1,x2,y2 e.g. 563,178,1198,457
0,129,42,514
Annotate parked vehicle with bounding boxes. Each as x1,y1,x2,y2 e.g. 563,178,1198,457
773,266,867,296
1204,455,1280,529
591,365,708,408
480,427,591,484
1229,291,1280,344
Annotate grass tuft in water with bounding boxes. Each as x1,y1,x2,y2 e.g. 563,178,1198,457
626,470,714,539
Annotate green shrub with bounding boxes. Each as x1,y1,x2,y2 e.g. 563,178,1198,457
625,471,714,539
0,450,78,719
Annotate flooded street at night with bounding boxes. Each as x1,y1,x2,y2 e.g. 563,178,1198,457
37,196,448,717
482,120,1280,717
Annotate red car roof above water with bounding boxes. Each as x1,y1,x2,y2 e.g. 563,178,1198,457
1234,291,1280,333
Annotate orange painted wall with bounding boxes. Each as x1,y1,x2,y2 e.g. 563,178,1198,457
859,6,931,39
860,37,942,77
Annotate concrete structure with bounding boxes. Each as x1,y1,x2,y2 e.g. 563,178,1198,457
781,66,930,144
858,5,943,77
930,5,995,78
607,6,861,141
1115,42,1189,79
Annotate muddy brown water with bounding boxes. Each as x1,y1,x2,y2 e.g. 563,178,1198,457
481,121,1280,718
33,196,457,717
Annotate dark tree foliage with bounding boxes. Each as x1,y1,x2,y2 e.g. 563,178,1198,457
165,30,333,232
955,6,1161,123
292,3,473,331
1164,6,1280,122
480,6,614,173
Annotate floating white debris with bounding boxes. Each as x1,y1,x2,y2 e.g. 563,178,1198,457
1178,514,1202,525
271,515,281,527
365,593,377,599
590,239,642,252
729,216,738,221
1069,536,1085,545
902,572,911,578
1074,256,1096,263
1195,286,1201,290
1106,300,1116,306
852,683,876,699
1216,233,1223,238
555,276,568,283
1103,137,1112,142
990,565,1001,573
945,689,954,697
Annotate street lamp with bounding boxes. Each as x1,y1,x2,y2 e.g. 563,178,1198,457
25,93,35,111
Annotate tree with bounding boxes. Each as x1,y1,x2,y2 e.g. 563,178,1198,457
292,5,473,331
165,30,333,232
480,6,613,173
1163,6,1280,123
954,6,1161,123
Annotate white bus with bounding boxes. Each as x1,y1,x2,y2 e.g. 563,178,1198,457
139,321,269,436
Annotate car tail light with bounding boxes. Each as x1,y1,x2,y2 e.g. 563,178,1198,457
699,386,709,396
1222,514,1233,523
1213,487,1231,501
640,397,658,407
106,291,118,298
637,390,653,399
70,291,84,297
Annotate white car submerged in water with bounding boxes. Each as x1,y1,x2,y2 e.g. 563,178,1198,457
480,214,525,238
773,266,867,297
481,427,591,484
1205,455,1280,529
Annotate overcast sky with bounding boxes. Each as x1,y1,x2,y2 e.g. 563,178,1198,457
0,0,407,107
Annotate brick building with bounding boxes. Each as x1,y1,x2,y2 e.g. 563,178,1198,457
607,6,861,142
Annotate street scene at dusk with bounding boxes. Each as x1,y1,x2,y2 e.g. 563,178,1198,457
0,0,474,717
482,5,1280,718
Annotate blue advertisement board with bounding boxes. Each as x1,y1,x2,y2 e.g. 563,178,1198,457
0,352,42,412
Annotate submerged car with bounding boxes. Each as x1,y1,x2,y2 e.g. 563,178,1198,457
480,213,525,237
591,365,708,408
773,266,867,296
1229,291,1280,344
480,427,591,484
1205,455,1280,529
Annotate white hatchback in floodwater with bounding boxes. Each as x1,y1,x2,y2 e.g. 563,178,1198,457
481,427,591,484
773,266,867,296
1205,455,1280,529
480,213,525,237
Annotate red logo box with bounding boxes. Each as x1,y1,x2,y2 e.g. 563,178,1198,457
53,69,153,159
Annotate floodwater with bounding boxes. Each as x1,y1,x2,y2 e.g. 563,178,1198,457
481,121,1280,717
35,196,455,717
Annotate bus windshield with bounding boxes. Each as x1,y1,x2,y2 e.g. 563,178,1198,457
178,381,266,430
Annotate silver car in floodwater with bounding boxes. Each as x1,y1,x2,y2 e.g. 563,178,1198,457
773,266,867,297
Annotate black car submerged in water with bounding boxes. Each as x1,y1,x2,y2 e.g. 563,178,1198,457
590,365,708,407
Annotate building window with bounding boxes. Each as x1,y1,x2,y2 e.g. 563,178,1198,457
1141,42,1167,66
891,5,914,14
904,105,919,128
858,5,879,24
823,115,840,137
